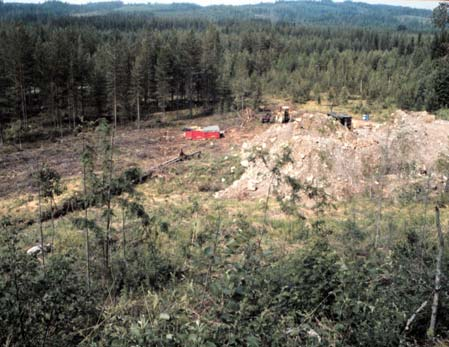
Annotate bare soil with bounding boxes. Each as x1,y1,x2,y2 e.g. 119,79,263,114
0,113,264,199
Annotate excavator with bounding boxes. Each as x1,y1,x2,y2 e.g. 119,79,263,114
261,106,290,124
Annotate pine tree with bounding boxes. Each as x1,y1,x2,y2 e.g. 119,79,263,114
200,26,221,107
96,119,115,281
131,39,150,129
6,26,35,127
232,52,251,112
432,3,449,32
181,31,201,117
156,42,174,115
431,63,449,110
100,36,130,129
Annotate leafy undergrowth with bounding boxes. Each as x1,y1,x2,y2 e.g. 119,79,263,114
74,205,449,347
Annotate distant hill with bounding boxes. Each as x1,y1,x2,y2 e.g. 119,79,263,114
0,0,433,30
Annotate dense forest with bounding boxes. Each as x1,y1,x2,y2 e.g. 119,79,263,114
1,1,449,347
0,0,448,145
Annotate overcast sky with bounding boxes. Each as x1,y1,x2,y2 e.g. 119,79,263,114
3,0,442,10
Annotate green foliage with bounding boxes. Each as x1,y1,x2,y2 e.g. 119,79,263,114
4,120,25,148
33,164,64,200
428,62,449,110
0,219,99,346
85,228,446,346
4,179,449,347
110,245,178,295
435,108,449,120
432,3,449,32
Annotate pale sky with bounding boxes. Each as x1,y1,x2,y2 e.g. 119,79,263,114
3,0,443,10
146,0,439,8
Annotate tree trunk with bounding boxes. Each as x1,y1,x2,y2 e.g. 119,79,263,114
444,176,449,194
72,89,77,130
374,193,383,248
113,76,117,130
421,172,432,261
263,174,275,232
57,106,63,140
188,75,193,118
122,206,126,264
19,65,27,126
38,182,45,267
428,206,444,338
82,139,91,291
50,197,56,250
104,132,115,280
136,91,140,129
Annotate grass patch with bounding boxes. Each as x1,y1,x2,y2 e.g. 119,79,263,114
436,108,449,121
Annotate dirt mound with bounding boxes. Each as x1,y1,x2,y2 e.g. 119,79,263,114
218,110,449,200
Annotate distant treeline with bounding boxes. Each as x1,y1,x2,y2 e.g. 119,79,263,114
0,0,433,31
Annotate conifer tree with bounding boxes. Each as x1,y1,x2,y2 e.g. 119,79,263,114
156,42,173,115
131,39,150,129
181,31,201,117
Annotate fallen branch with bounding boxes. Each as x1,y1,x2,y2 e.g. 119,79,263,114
405,300,428,332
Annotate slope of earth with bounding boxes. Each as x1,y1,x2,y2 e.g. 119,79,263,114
218,110,449,201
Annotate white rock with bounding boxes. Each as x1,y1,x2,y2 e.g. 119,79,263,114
307,329,321,342
241,160,250,168
27,245,42,256
248,180,257,191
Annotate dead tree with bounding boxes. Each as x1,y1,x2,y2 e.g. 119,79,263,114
405,300,428,333
428,206,444,338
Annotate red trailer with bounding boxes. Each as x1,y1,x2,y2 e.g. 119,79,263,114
184,125,222,140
